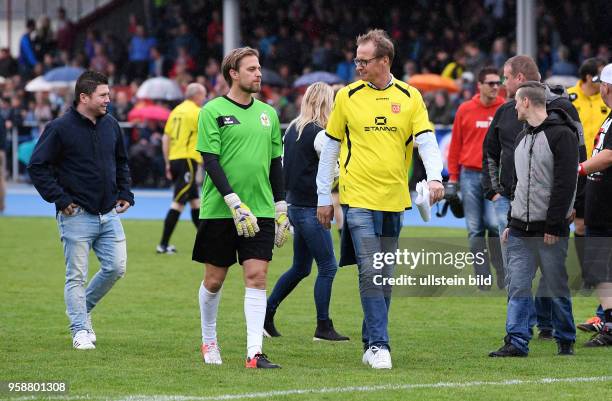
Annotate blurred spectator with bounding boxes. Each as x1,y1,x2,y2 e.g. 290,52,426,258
0,111,6,212
579,43,594,65
203,58,221,93
90,43,110,73
34,16,54,60
55,7,75,54
128,25,157,81
169,46,195,78
552,45,578,76
402,60,417,82
18,19,38,77
0,48,18,77
171,23,200,59
442,50,466,80
149,47,170,77
83,28,100,60
427,91,454,124
490,38,508,70
206,10,223,45
465,42,488,75
596,45,610,63
41,53,57,73
110,91,133,122
336,49,355,83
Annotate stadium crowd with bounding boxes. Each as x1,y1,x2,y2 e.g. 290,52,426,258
1,0,611,187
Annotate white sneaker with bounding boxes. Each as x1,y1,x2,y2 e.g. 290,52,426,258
73,330,95,350
362,348,373,365
368,346,392,369
201,342,222,365
87,313,96,344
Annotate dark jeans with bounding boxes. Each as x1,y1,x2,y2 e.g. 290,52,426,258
267,206,338,320
504,228,576,354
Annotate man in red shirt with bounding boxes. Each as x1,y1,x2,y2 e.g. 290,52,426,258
448,67,505,290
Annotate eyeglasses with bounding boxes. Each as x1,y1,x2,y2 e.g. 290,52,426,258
353,56,382,67
483,81,502,87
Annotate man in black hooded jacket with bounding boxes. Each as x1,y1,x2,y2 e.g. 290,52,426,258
482,55,586,340
489,81,578,357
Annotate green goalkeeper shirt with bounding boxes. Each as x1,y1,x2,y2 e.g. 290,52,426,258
196,95,282,219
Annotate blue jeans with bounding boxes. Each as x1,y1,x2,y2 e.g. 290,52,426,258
460,169,500,280
57,207,127,335
494,195,552,330
344,206,402,350
493,195,511,267
267,206,338,321
504,229,575,353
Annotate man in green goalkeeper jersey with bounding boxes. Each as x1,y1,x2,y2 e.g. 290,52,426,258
192,47,289,369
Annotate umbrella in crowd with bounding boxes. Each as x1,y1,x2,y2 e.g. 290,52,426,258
544,75,579,88
127,104,171,122
261,68,287,87
408,74,460,93
136,77,183,100
43,66,85,83
25,76,56,92
293,71,344,87
25,76,77,92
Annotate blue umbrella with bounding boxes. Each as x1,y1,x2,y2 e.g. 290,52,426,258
293,71,344,87
44,66,85,82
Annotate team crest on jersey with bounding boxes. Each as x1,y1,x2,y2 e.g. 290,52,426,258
260,112,270,127
391,103,401,114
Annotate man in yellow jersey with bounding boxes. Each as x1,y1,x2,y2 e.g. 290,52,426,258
568,58,610,158
570,59,612,331
567,58,610,283
156,83,207,254
317,29,444,369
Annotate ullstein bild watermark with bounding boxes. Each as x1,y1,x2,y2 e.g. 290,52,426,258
371,249,492,288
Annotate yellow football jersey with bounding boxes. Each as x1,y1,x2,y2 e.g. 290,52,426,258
568,81,610,157
164,99,203,163
326,78,433,212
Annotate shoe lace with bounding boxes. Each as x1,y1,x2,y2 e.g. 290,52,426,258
253,353,269,360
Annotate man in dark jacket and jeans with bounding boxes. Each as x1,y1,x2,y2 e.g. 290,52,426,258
489,81,578,357
482,55,585,339
28,71,134,350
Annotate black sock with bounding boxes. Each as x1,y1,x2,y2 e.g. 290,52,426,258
605,308,612,324
191,208,200,228
160,209,181,246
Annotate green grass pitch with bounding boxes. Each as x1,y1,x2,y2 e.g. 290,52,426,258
1,217,610,400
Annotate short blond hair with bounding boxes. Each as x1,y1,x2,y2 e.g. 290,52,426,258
356,29,395,64
221,47,259,85
505,55,540,81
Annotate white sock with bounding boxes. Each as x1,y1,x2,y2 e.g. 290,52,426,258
199,282,221,345
244,287,266,358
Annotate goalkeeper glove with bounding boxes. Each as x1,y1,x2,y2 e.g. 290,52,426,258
274,201,291,247
223,193,259,237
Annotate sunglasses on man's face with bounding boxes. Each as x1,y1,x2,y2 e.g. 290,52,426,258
483,81,502,87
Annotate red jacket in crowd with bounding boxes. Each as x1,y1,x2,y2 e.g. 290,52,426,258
448,94,505,181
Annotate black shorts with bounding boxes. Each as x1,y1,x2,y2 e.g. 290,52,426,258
583,227,612,285
171,158,199,204
192,218,275,267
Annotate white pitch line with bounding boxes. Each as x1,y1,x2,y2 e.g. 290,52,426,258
10,376,612,401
